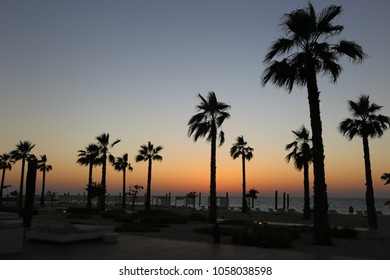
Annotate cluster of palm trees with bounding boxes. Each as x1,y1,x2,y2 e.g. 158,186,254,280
186,3,389,246
77,133,163,211
0,141,52,209
285,94,390,230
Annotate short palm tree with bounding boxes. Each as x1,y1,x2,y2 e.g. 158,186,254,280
10,140,36,209
135,141,163,211
261,2,366,245
338,95,390,229
285,126,312,220
0,153,15,206
96,133,121,211
37,155,52,206
247,188,259,209
188,92,231,223
109,153,133,209
381,173,390,185
77,143,100,208
230,136,254,213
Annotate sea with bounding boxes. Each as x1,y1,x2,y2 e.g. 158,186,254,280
48,194,390,215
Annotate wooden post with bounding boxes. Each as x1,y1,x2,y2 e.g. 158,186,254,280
283,192,286,210
274,190,278,210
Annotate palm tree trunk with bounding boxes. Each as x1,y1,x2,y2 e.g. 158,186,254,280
306,67,331,245
241,154,248,213
362,135,377,229
100,154,107,211
122,168,126,209
303,162,311,220
18,158,26,210
145,158,152,211
87,163,93,208
0,168,6,206
209,124,217,223
40,169,46,206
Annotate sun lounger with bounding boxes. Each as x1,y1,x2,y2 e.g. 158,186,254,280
25,220,117,243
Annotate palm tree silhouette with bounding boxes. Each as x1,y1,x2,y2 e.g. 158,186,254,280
338,95,390,229
188,92,231,223
37,154,52,206
135,141,163,211
109,153,133,209
381,173,390,185
77,143,100,208
261,3,366,245
230,136,254,213
96,133,120,211
285,126,312,220
0,153,15,206
10,140,36,209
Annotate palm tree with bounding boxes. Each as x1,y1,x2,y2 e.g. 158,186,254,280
37,154,53,206
261,3,366,245
0,153,15,206
96,133,120,211
285,126,312,220
338,95,390,229
246,188,259,209
135,141,163,211
230,136,254,213
109,153,133,209
381,173,390,185
77,143,100,208
188,92,231,223
10,140,36,209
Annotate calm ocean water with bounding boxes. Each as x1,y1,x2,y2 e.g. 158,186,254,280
177,196,390,215
45,194,390,215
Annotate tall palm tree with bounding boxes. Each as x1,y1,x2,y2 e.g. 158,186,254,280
135,141,163,211
188,92,231,223
109,153,133,209
37,154,53,206
261,3,366,245
285,126,313,220
0,153,15,206
338,95,390,229
96,133,120,211
230,136,254,213
77,143,100,208
10,140,36,209
381,173,390,185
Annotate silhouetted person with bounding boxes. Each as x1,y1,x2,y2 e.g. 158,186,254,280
349,206,354,215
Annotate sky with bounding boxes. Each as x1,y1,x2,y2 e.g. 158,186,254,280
1,0,389,199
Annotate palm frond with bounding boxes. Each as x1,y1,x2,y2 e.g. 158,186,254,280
336,40,367,63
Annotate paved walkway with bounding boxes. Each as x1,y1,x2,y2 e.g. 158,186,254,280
1,233,348,260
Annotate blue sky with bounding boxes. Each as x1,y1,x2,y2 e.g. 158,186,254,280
1,0,389,197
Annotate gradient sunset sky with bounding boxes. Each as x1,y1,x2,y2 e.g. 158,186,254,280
1,0,389,198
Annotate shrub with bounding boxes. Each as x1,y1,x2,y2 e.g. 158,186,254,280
139,209,187,224
185,212,207,222
102,209,127,218
67,207,100,215
331,226,358,239
232,224,296,248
